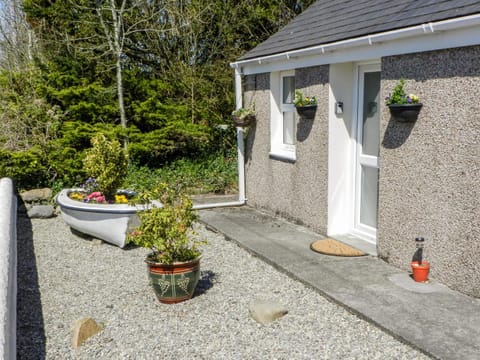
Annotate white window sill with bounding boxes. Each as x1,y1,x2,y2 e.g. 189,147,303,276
269,150,296,162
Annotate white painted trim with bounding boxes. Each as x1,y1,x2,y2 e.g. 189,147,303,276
327,63,355,236
231,14,480,75
230,68,248,205
270,71,297,160
352,63,381,243
234,67,243,110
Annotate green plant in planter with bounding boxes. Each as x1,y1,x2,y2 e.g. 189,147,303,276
128,184,205,303
231,107,256,127
385,79,420,105
128,184,204,264
83,134,128,200
232,107,255,118
294,90,317,107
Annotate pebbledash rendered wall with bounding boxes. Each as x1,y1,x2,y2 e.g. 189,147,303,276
244,66,330,234
243,47,479,298
378,46,480,298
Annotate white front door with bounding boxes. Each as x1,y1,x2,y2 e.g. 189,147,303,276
353,64,381,243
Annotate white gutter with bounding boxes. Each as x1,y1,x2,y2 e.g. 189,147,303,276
230,13,480,70
193,67,247,210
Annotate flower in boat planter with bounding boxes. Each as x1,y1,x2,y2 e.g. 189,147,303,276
385,79,422,122
232,107,256,127
294,90,317,107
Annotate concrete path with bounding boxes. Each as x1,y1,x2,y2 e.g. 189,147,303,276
199,206,480,360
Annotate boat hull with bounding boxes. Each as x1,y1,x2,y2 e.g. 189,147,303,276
56,189,145,248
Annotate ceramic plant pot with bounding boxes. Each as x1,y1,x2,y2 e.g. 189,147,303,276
411,261,430,282
146,256,201,304
388,103,423,122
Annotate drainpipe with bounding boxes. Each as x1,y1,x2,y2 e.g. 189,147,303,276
193,66,247,210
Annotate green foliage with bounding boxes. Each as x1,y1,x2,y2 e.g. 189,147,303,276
83,134,128,199
385,79,407,105
123,148,238,194
128,184,204,264
385,79,420,105
128,123,211,167
232,107,255,118
47,80,118,123
2,0,315,192
294,90,317,107
0,148,47,189
0,69,63,151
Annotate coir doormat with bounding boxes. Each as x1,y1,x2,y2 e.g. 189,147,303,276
310,238,366,257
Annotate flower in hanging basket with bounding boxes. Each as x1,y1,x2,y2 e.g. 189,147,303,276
385,79,422,122
294,90,317,107
231,107,256,127
294,90,317,118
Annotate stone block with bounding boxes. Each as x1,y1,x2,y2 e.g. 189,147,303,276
27,205,55,219
20,188,52,203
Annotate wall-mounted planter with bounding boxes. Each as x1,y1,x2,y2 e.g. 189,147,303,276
232,114,256,127
388,103,423,122
295,105,317,119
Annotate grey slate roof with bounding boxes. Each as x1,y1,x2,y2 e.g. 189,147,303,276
239,0,480,61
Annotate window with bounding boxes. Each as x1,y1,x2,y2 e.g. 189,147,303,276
270,71,296,160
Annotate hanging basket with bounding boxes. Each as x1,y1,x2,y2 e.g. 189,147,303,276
295,105,317,119
388,103,423,122
232,114,256,127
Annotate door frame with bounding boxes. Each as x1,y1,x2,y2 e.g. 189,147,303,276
350,62,381,244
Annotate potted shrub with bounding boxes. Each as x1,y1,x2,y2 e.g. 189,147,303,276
294,90,317,118
232,107,256,127
56,134,138,248
128,184,205,304
385,79,423,122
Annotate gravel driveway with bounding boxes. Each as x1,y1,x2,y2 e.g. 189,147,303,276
17,213,430,359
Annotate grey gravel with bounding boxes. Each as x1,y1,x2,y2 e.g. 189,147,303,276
17,212,431,360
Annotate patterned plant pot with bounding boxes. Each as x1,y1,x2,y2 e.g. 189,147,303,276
388,103,423,122
295,105,317,119
146,256,200,304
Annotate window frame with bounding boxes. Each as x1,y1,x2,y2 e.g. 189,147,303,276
269,70,296,161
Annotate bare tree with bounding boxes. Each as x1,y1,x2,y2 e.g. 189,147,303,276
0,0,35,71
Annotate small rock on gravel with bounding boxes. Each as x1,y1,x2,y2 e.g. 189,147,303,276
249,299,288,324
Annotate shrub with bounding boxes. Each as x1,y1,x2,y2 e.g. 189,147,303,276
83,134,128,199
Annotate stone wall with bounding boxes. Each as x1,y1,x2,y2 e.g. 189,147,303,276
379,46,480,297
244,65,330,233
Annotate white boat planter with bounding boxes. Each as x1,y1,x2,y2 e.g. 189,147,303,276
56,189,157,248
